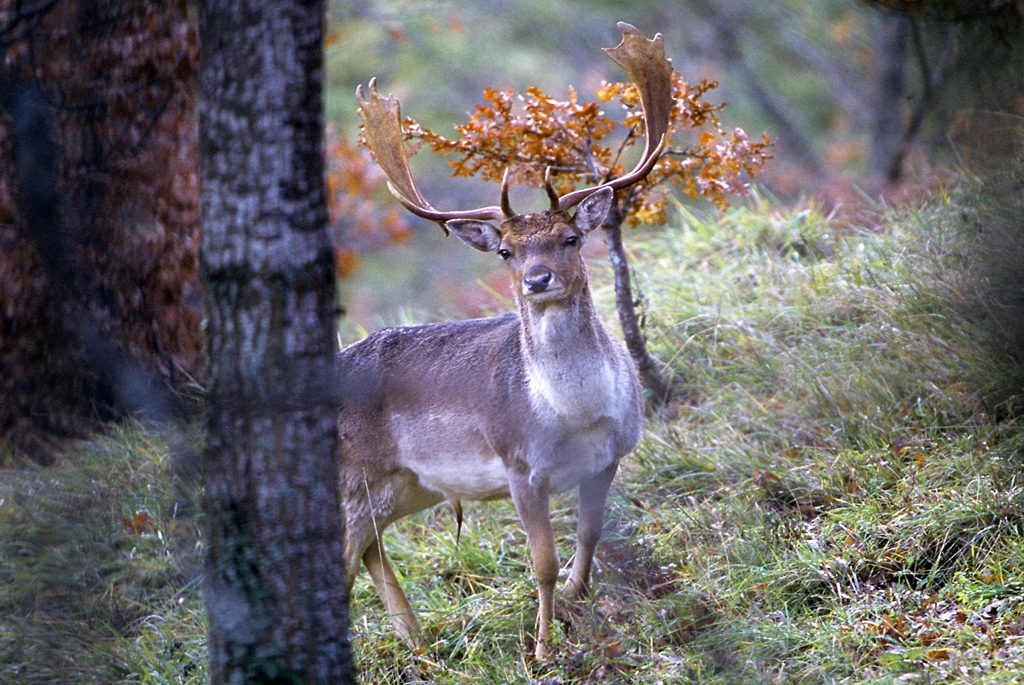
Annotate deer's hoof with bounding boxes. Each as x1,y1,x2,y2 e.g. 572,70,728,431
564,576,590,599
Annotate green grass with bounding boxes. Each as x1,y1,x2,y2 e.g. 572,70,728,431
0,424,207,684
5,187,1024,683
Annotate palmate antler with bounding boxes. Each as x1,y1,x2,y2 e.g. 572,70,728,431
356,22,673,227
556,23,672,210
355,79,510,230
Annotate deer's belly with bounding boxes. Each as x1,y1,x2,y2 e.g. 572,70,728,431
392,411,510,501
388,411,622,500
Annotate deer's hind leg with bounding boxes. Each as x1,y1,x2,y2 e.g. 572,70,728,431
345,504,425,649
362,535,424,648
343,467,433,650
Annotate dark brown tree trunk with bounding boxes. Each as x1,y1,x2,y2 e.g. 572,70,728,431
198,1,353,683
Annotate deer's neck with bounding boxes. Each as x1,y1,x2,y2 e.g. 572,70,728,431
518,292,627,424
520,291,601,349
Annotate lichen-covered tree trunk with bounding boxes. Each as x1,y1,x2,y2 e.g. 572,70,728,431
198,1,353,683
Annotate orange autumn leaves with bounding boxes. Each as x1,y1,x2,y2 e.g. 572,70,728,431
398,72,770,225
339,72,769,277
326,129,413,277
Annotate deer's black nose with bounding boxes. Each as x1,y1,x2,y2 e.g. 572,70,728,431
524,267,552,293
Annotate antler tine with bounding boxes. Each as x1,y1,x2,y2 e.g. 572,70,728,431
543,168,560,211
558,23,673,212
356,79,507,229
500,168,514,218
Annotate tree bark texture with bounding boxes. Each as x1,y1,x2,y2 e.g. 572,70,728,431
198,1,353,683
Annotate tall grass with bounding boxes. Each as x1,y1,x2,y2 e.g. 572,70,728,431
4,186,1024,683
951,154,1024,418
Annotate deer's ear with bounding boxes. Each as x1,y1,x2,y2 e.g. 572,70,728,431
574,187,613,237
446,219,503,253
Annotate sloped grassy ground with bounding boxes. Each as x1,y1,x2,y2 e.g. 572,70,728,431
0,425,207,684
3,189,1024,684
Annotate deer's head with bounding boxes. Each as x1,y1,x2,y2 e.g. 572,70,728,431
443,188,612,307
356,22,672,307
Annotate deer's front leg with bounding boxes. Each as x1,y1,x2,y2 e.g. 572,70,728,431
566,460,618,598
508,473,558,660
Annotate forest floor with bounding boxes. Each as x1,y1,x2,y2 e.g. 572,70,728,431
3,188,1024,684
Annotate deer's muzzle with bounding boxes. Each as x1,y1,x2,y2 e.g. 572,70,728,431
524,266,554,294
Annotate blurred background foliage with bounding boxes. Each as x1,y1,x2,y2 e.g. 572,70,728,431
324,0,1024,331
4,2,1024,680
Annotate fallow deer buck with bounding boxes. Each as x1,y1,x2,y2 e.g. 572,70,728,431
343,23,672,659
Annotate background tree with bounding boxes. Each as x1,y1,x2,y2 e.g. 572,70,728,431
672,0,1024,191
0,0,201,463
327,0,1024,205
198,0,353,682
863,0,1024,183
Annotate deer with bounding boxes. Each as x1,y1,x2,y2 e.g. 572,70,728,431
342,23,672,660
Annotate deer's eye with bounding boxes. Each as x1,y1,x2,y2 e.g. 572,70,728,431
564,235,579,247
498,248,512,261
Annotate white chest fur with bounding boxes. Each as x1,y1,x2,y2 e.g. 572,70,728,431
524,309,632,426
520,309,635,491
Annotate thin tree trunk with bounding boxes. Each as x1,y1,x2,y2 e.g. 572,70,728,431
884,19,956,182
198,1,353,682
602,202,673,405
689,0,824,178
872,10,909,184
